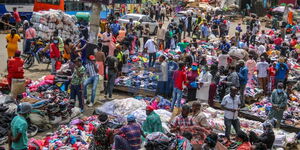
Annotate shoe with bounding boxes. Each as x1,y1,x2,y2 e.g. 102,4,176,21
85,100,90,105
108,97,113,100
88,103,94,107
104,95,108,99
80,109,84,113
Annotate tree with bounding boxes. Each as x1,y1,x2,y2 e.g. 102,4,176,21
80,0,111,44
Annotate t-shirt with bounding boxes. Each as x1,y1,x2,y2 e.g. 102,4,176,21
11,116,28,149
259,34,267,43
275,63,288,80
274,38,283,45
110,23,121,35
257,45,266,56
173,70,187,90
144,39,157,53
13,11,21,23
218,54,229,68
221,94,241,119
268,67,276,77
256,61,269,78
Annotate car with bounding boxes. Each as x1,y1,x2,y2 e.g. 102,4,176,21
118,13,158,35
173,11,197,25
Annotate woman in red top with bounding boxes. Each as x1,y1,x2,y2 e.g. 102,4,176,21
7,51,24,88
50,37,60,74
268,63,276,93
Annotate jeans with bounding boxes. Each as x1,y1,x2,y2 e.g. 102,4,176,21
83,75,99,103
224,117,241,139
70,84,83,110
24,39,33,54
171,87,183,111
105,70,117,98
148,52,156,68
51,58,56,75
239,84,246,106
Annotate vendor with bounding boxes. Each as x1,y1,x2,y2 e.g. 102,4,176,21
196,65,212,104
170,105,194,135
91,112,113,149
236,131,252,150
221,86,241,140
114,115,144,150
8,102,32,150
142,105,164,134
186,62,199,102
7,50,24,88
268,82,288,128
249,120,275,149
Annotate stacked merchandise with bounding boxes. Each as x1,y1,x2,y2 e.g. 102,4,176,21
30,9,80,41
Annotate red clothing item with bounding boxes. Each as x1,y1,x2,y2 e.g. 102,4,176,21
268,67,276,77
237,142,251,150
7,57,24,87
186,70,199,89
274,37,283,46
50,43,60,58
173,70,187,90
13,11,21,23
290,39,297,47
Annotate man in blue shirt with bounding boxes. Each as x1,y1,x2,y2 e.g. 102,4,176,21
275,59,289,87
219,40,231,53
9,102,32,150
238,60,248,107
110,20,121,37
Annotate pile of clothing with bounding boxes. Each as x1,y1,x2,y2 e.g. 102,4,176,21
0,95,39,144
30,9,80,41
116,70,158,90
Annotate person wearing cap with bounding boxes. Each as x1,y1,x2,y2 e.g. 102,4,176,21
8,102,32,150
7,50,24,88
114,114,144,150
70,57,85,112
249,120,275,149
83,55,99,107
142,105,163,134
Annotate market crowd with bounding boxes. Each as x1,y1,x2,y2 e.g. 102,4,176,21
4,2,300,150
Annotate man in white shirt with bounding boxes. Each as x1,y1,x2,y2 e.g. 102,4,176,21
218,50,230,69
156,55,168,97
144,38,158,67
256,56,269,95
221,86,241,140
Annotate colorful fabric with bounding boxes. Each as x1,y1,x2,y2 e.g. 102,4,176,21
120,123,142,150
92,124,112,150
142,111,164,134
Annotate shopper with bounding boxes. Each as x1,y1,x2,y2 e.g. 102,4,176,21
6,29,21,58
275,58,289,87
221,86,241,140
196,65,212,104
70,57,85,112
114,115,144,150
171,62,187,111
256,56,269,95
156,23,166,50
105,51,118,99
186,62,199,102
142,105,164,134
7,51,24,88
49,37,60,75
156,55,168,97
24,23,36,54
238,60,248,107
12,7,21,31
83,55,99,107
143,24,151,48
63,38,72,62
144,38,158,68
268,82,288,128
8,102,32,150
249,120,275,149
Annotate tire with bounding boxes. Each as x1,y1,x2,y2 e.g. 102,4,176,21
24,55,35,69
152,26,158,35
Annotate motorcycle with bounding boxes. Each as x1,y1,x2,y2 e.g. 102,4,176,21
23,38,51,69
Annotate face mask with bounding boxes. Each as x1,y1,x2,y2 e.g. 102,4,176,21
191,66,198,71
53,40,59,44
277,89,283,93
